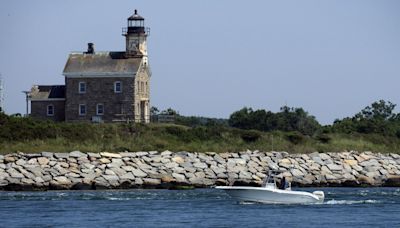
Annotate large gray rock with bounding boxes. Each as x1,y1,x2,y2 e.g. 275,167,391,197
53,176,72,185
193,162,207,169
327,164,343,172
120,172,135,180
100,152,122,158
15,159,26,166
8,169,24,179
172,173,186,182
54,153,70,159
69,151,87,158
291,169,304,177
41,152,54,158
132,169,147,178
37,157,49,166
87,153,101,158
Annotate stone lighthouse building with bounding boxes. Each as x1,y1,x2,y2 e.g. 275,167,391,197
29,10,151,123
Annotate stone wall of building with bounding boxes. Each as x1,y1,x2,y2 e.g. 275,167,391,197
30,100,65,121
65,77,134,122
134,66,150,123
1,151,400,190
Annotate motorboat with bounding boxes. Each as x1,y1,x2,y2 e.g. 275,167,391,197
216,170,324,204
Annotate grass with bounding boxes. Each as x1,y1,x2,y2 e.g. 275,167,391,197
1,121,400,154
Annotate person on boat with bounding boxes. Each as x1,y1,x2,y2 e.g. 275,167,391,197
279,177,287,190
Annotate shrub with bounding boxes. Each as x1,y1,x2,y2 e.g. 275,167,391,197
316,134,331,144
286,132,304,144
240,130,261,142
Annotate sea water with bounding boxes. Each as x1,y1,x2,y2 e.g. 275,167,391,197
1,188,399,227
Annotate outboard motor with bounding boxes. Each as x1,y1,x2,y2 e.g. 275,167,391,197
313,191,325,202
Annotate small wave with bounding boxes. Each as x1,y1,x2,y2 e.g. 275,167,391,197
325,199,379,205
106,197,131,201
238,201,256,205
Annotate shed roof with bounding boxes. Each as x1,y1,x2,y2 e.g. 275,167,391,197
30,85,65,100
63,52,142,76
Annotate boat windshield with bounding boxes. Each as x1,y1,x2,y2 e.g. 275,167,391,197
262,170,282,187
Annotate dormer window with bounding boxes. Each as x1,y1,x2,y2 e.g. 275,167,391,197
79,82,86,93
114,81,122,93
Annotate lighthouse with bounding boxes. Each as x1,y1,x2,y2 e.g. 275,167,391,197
123,9,150,66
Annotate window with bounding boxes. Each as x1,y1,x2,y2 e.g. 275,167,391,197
114,81,122,93
137,81,140,92
47,105,54,116
79,104,86,116
79,82,86,93
96,103,104,115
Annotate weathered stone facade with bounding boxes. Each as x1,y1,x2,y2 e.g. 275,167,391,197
31,100,65,122
65,77,135,122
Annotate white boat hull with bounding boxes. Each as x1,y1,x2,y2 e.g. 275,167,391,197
216,186,324,204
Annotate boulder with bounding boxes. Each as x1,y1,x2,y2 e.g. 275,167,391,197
327,164,342,172
53,176,72,185
132,169,147,178
99,158,111,164
69,151,86,158
239,171,252,179
160,151,172,156
344,159,358,166
4,156,16,163
37,157,49,166
54,153,70,159
291,169,304,177
120,172,135,180
319,153,331,160
100,152,122,158
193,162,208,169
87,153,101,158
135,152,149,157
172,173,186,182
171,156,185,164
357,175,375,185
8,169,24,179
15,159,26,166
165,162,178,169
41,152,54,158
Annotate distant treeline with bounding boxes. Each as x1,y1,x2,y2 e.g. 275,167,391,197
154,100,400,139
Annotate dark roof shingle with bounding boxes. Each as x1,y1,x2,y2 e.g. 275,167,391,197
30,85,65,100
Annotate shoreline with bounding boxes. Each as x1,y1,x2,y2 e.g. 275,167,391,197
1,151,400,191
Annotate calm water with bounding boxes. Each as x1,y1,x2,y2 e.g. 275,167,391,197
1,188,399,228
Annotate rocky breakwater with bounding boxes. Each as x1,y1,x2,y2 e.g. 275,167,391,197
1,150,400,190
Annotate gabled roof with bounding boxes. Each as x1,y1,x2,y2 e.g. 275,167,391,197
30,85,65,100
63,52,142,77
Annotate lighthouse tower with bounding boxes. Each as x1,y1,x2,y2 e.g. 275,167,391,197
123,9,150,65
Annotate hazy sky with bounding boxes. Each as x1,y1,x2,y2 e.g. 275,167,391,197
1,0,399,124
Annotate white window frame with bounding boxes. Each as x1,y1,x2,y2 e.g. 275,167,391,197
114,81,122,93
79,104,86,116
79,82,86,94
47,104,54,116
96,103,104,115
